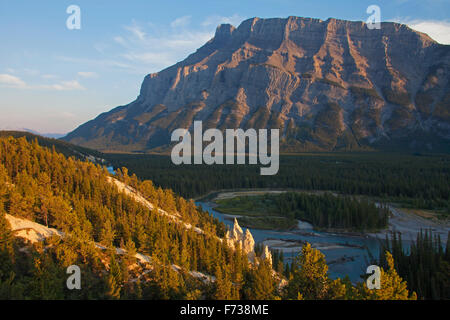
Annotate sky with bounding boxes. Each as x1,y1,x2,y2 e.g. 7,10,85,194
0,0,449,134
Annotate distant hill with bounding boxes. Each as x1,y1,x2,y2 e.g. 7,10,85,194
0,130,105,161
0,127,66,139
64,16,450,153
22,128,66,139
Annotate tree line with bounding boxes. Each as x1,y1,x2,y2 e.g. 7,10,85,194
216,192,388,231
274,192,389,231
105,153,450,212
379,230,450,299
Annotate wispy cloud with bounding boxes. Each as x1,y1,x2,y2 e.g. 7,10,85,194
41,74,59,79
113,36,126,46
0,73,85,91
124,20,147,41
201,14,246,27
112,18,214,72
77,71,98,78
393,18,450,44
57,56,133,70
57,14,245,76
93,43,110,54
43,80,85,91
23,68,40,76
171,15,191,28
0,74,27,88
60,111,76,119
121,52,174,66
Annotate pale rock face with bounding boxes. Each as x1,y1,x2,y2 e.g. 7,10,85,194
232,217,244,242
225,230,235,249
227,218,256,262
261,245,273,266
65,16,450,153
243,229,255,254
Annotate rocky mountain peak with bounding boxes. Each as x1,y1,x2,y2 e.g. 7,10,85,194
214,23,236,41
64,16,450,153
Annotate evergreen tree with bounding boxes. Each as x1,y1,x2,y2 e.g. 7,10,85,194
106,254,122,300
213,264,234,300
365,251,416,300
0,211,14,282
286,243,330,299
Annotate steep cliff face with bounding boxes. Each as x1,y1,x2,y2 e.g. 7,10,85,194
65,16,450,152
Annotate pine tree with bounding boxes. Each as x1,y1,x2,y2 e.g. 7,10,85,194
364,251,416,300
0,210,14,280
106,272,121,300
100,219,116,248
106,254,122,300
250,260,275,299
285,243,330,299
213,265,233,300
29,245,65,299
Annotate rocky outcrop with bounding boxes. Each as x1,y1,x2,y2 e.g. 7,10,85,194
226,218,274,266
261,245,273,266
232,217,244,241
5,214,65,243
243,229,256,262
65,16,450,153
226,218,256,261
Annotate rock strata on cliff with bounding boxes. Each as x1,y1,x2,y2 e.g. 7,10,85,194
65,16,450,153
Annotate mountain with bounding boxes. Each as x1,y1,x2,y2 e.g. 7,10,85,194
64,16,450,153
19,128,66,139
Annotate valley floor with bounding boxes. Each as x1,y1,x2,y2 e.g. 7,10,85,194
368,205,449,242
205,189,449,242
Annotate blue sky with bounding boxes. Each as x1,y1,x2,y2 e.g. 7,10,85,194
1,0,449,134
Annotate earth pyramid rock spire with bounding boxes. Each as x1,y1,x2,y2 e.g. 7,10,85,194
226,218,257,262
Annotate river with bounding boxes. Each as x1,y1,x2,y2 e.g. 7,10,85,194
197,201,390,283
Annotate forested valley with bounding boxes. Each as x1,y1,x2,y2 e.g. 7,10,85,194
0,136,419,300
106,153,450,213
215,192,389,232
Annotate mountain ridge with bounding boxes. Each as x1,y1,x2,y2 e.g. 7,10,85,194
64,16,450,153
